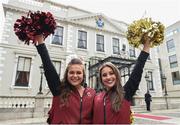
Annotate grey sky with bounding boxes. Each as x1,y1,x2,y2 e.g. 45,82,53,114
1,0,180,27
53,0,180,27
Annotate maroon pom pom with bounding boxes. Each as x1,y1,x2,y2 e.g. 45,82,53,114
14,11,56,45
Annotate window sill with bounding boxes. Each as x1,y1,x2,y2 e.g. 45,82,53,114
11,85,31,89
95,51,106,55
49,44,64,48
76,48,88,52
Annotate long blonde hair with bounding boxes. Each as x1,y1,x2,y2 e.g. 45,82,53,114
99,62,124,112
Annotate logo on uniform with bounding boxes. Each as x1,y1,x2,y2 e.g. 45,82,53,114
86,92,91,97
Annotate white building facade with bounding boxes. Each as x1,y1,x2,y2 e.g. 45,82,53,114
158,21,180,96
0,0,162,101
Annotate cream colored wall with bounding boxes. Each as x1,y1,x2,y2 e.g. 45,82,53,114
159,21,180,96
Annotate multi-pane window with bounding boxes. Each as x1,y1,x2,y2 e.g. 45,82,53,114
15,57,31,87
52,26,63,45
96,34,104,52
171,71,180,85
169,54,178,68
112,38,120,54
52,60,61,76
129,46,136,57
44,61,61,89
167,39,175,52
120,66,130,86
78,30,87,49
148,71,154,90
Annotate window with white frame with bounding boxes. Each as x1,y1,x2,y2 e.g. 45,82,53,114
166,39,175,52
96,34,104,52
52,60,61,76
169,54,178,68
148,71,154,90
129,46,136,57
45,60,61,88
78,30,87,49
171,71,180,85
52,26,63,45
112,38,120,54
15,57,31,87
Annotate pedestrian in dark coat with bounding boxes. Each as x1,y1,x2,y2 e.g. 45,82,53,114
145,90,152,111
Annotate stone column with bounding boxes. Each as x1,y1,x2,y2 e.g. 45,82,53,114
33,94,45,118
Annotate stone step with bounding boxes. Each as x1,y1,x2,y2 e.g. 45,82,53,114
131,106,147,113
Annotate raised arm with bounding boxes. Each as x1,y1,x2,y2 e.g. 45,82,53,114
35,35,60,96
124,34,151,101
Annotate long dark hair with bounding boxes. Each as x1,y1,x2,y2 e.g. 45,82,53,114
59,58,86,104
99,62,124,112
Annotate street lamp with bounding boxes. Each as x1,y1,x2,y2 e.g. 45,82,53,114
95,70,99,92
145,72,149,92
162,74,168,109
38,64,44,94
162,74,168,96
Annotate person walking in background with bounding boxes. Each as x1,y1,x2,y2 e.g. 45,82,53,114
145,90,152,111
34,35,96,124
93,34,151,124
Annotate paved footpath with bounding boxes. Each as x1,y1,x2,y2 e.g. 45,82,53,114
134,108,180,124
0,109,180,124
0,117,47,124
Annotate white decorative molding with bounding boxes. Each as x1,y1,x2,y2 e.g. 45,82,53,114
69,13,126,34
67,18,125,36
0,47,6,83
66,25,74,54
50,5,67,12
18,0,43,7
1,11,13,44
11,54,36,89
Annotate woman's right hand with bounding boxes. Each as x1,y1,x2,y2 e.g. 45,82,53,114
34,34,44,45
142,33,152,53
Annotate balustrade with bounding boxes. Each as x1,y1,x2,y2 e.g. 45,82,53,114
0,96,51,108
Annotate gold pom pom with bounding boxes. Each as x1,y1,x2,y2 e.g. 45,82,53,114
126,18,165,48
130,109,134,124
